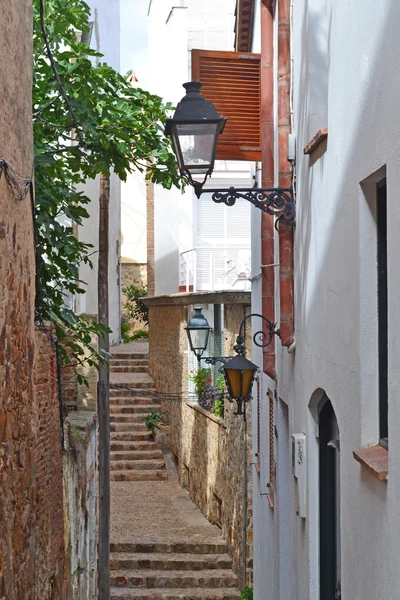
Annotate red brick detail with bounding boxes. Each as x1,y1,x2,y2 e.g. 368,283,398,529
261,2,276,379
278,0,294,347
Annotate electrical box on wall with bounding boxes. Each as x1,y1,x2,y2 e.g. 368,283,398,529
292,433,306,519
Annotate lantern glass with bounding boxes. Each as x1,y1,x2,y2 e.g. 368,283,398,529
222,354,258,401
175,122,219,175
185,307,211,358
187,327,210,353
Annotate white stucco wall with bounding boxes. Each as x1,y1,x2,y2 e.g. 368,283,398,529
272,1,400,599
76,0,121,344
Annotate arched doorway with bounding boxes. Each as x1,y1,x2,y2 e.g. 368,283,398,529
319,397,341,600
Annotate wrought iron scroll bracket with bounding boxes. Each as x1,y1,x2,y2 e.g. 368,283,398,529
236,312,281,353
198,186,295,221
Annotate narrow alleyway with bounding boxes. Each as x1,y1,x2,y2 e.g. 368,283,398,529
109,343,241,599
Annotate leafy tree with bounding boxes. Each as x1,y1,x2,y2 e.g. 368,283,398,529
123,284,149,326
33,0,182,378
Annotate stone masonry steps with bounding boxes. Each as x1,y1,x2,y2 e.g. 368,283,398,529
111,359,149,366
110,542,239,600
110,405,160,415
110,450,163,461
110,589,240,600
111,353,149,360
110,460,166,472
110,390,157,398
110,397,159,406
110,569,238,589
110,552,233,571
111,432,154,442
111,366,149,373
110,441,158,452
110,424,149,433
111,470,168,482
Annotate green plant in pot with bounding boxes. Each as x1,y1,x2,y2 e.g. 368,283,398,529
143,410,167,439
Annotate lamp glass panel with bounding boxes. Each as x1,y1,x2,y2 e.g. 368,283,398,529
225,367,255,400
189,328,210,351
176,123,218,171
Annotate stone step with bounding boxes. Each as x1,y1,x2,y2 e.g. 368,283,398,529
110,450,163,461
111,366,149,374
110,553,233,572
110,405,161,415
110,397,159,406
111,353,149,360
110,389,157,398
111,432,152,442
110,470,168,482
110,542,229,555
111,382,155,391
110,460,166,472
111,359,149,366
110,423,149,433
110,589,240,599
110,441,158,452
110,570,238,589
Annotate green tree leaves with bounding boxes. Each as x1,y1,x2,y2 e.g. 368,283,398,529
33,0,183,375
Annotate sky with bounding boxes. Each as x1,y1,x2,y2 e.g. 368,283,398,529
120,0,149,87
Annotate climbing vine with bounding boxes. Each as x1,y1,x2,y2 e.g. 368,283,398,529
33,0,182,378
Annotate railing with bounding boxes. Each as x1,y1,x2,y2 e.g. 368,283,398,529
179,246,251,292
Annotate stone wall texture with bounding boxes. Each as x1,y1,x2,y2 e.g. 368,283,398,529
148,302,253,588
0,1,66,597
63,412,98,600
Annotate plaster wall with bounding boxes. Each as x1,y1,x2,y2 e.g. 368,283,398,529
147,0,250,296
275,1,400,599
75,0,121,344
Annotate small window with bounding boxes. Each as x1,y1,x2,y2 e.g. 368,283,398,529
377,180,388,447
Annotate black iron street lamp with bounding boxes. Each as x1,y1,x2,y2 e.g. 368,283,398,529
165,82,295,221
186,311,280,415
185,306,212,363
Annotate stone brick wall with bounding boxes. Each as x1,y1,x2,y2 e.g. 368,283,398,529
0,0,67,596
33,328,66,599
147,302,253,588
63,412,98,600
146,181,155,296
148,304,189,417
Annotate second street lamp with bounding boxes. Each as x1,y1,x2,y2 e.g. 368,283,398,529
185,306,212,365
165,81,295,221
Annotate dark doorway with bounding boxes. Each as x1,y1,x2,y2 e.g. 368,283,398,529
319,398,341,600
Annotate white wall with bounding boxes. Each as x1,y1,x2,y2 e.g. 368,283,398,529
76,0,121,344
147,0,252,296
275,1,400,599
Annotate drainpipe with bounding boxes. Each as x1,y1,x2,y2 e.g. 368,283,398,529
261,0,276,378
277,0,294,346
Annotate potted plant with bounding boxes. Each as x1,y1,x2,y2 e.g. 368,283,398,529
143,410,167,440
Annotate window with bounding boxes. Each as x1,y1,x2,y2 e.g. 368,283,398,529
377,180,388,447
213,493,223,528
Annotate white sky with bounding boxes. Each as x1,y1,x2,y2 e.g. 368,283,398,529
120,0,149,87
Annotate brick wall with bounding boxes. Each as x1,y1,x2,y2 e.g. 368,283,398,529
33,328,66,599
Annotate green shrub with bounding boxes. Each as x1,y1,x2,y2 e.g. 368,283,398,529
123,284,149,325
143,410,167,434
212,398,224,418
121,315,131,343
130,329,149,341
240,586,253,600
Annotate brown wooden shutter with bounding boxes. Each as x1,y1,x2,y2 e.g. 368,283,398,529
192,49,261,162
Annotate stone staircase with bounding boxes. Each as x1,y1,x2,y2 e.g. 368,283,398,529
109,343,240,600
110,352,167,482
109,541,240,599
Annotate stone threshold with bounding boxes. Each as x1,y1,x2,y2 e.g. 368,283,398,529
186,402,226,428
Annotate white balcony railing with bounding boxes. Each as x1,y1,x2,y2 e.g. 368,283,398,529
179,246,251,292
